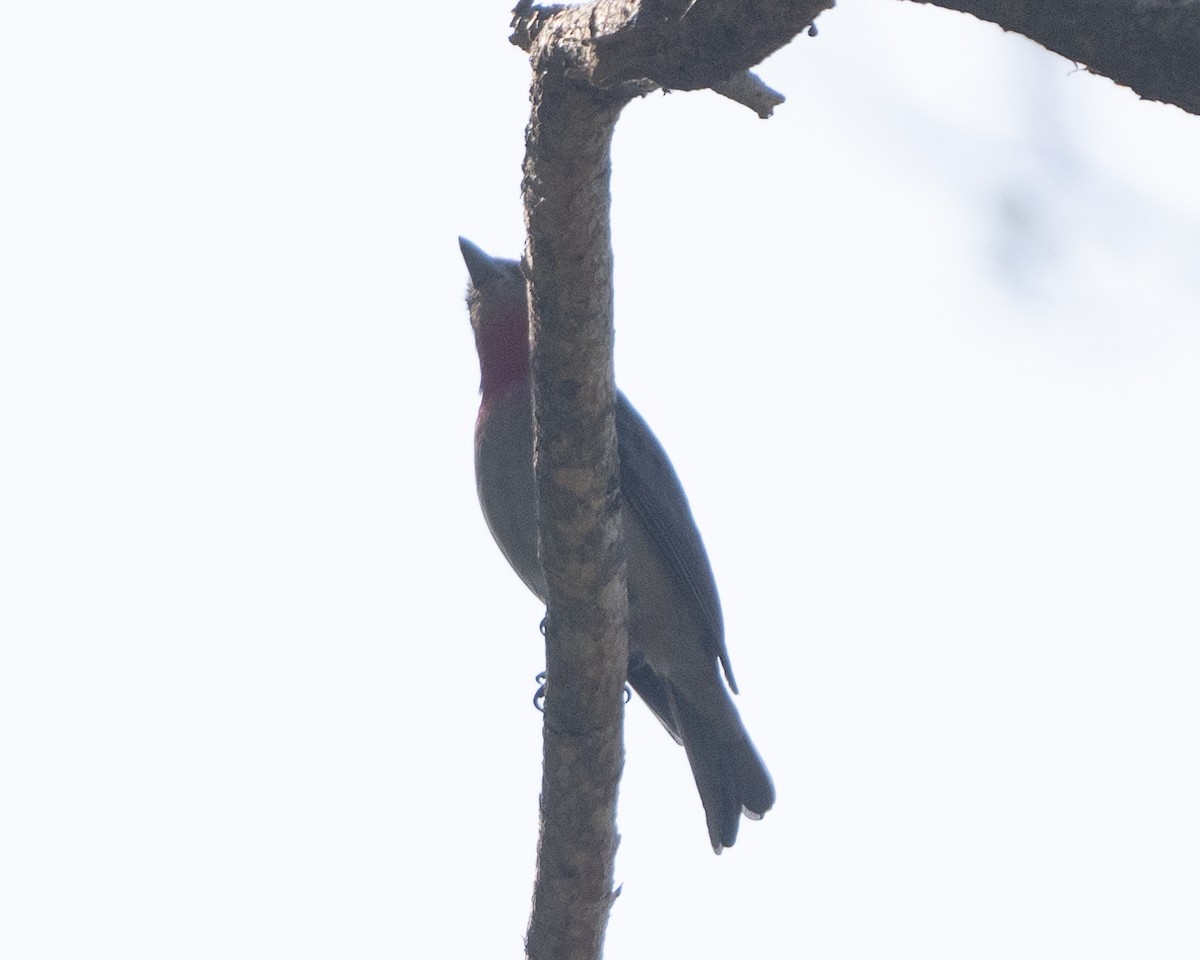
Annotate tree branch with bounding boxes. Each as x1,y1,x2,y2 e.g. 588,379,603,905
509,2,827,958
520,34,628,960
905,0,1200,117
511,0,833,104
499,0,1194,954
711,70,787,118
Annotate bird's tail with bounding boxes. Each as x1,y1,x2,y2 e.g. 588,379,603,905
669,688,775,853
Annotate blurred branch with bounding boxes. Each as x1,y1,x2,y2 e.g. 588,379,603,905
905,0,1200,117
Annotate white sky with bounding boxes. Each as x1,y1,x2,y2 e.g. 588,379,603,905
3,2,1199,957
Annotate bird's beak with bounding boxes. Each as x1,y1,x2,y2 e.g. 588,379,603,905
458,236,508,288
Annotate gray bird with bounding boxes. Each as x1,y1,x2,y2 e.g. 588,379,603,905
460,237,774,852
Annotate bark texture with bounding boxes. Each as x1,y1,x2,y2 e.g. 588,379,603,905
520,39,628,960
510,2,829,958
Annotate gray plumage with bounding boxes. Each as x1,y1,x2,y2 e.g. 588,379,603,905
462,237,774,851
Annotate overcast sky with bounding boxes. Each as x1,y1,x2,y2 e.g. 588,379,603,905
3,2,1199,957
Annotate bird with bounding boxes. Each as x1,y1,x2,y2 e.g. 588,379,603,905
459,236,774,852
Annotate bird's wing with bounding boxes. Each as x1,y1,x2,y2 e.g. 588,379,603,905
615,392,737,693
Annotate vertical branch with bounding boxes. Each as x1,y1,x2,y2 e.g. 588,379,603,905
522,65,629,960
510,1,827,955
